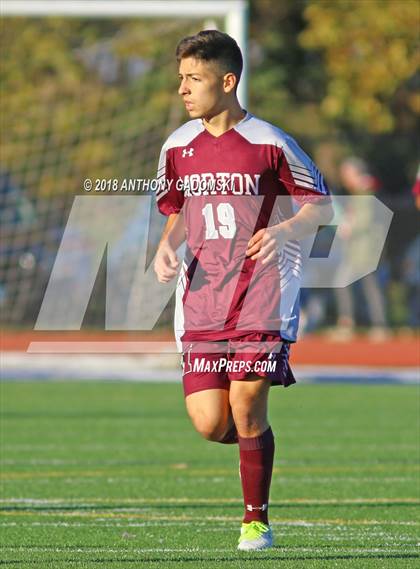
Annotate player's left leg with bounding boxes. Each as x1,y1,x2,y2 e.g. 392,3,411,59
229,377,273,519
229,376,270,437
229,377,274,550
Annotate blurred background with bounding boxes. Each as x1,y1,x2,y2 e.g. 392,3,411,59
0,0,418,346
1,6,418,565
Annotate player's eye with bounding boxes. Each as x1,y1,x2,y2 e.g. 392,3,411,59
192,77,200,82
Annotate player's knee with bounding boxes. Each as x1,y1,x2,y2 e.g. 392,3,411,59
231,401,266,434
233,414,260,434
230,399,253,422
198,425,224,442
189,413,226,442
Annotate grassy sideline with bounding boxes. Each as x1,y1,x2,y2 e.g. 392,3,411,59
1,381,419,568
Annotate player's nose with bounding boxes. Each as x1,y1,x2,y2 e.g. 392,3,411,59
178,80,190,96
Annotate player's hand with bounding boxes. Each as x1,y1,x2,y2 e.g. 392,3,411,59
246,226,285,265
154,240,179,283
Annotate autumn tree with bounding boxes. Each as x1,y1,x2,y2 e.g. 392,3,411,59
300,0,419,133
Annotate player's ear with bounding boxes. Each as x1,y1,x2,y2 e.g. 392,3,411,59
223,72,237,94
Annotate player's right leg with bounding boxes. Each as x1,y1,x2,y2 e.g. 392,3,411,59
182,342,237,443
185,388,234,442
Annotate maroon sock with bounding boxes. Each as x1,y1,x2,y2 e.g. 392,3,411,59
238,427,275,524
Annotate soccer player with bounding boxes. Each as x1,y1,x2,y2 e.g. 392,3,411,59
154,30,333,551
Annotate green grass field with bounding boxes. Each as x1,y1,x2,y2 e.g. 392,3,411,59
1,381,419,568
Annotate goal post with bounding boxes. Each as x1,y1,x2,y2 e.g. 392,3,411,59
1,0,248,106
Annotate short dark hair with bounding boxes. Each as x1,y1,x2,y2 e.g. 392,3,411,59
176,30,243,85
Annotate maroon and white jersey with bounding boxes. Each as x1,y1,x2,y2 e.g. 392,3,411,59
156,112,329,348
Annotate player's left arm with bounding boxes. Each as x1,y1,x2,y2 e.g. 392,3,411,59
246,135,334,265
246,200,334,265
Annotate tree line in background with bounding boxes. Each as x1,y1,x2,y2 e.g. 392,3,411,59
0,0,418,196
249,0,418,192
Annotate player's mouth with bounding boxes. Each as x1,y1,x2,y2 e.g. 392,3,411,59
184,101,194,110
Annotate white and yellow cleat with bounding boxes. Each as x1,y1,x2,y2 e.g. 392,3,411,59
237,521,274,551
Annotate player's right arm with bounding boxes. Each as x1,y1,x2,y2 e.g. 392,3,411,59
154,137,186,283
154,212,185,283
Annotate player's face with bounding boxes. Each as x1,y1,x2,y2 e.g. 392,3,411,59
178,57,228,119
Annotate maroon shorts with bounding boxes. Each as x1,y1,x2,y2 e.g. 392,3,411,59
181,332,296,397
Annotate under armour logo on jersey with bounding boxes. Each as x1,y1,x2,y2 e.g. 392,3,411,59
182,148,194,157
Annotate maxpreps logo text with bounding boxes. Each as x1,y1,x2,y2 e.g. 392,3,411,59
183,352,277,376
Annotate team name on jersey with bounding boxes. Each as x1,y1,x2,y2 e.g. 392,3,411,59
179,173,261,196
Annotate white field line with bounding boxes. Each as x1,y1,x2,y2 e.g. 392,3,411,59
1,510,419,527
5,524,410,542
1,497,419,506
0,521,419,531
1,546,418,555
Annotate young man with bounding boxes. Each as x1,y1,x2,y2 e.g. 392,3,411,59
154,30,332,551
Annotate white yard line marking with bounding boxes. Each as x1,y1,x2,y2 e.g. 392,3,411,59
1,546,418,555
0,510,418,526
1,497,419,506
0,520,419,529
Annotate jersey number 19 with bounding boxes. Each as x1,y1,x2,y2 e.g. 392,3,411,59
201,203,236,240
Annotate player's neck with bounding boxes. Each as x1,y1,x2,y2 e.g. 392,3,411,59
202,103,246,138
